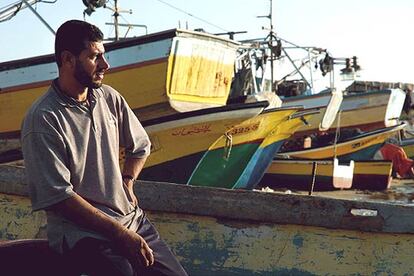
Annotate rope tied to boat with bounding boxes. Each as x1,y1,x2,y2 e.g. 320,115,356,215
223,132,233,160
333,110,342,158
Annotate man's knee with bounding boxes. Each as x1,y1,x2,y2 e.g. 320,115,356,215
64,238,135,276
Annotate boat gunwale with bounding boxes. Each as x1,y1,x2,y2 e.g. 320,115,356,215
1,163,414,234
272,158,393,165
140,101,270,127
280,123,406,155
283,88,399,104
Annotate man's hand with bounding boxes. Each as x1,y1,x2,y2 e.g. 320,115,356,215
50,194,152,268
115,228,154,268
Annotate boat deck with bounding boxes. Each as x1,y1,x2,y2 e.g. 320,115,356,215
259,177,414,206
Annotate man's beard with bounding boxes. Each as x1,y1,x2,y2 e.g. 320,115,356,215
74,60,102,89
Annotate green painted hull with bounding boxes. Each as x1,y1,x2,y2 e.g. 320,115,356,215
188,142,261,188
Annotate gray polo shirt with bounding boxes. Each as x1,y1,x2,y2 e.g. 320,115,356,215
21,80,151,252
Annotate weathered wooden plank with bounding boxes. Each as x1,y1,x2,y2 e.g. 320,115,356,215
150,211,414,275
136,180,414,234
0,193,413,275
1,164,414,233
0,164,28,196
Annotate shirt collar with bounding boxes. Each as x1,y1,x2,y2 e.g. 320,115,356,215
51,79,102,107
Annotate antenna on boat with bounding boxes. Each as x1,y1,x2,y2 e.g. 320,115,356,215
257,0,276,92
214,31,247,40
104,0,131,40
83,0,143,41
257,0,287,94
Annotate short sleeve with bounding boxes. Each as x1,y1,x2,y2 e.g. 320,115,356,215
118,97,151,159
22,131,75,211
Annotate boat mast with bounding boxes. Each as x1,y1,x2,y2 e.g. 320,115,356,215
103,0,144,41
113,0,119,40
268,0,274,92
258,0,275,92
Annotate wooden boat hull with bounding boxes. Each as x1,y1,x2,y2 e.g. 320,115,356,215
1,165,414,275
0,29,240,139
296,103,389,136
142,105,305,189
232,110,316,189
283,89,406,136
188,107,306,189
259,159,393,191
278,123,406,161
138,102,268,184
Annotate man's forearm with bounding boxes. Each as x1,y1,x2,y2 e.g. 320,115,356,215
50,193,155,266
122,157,147,182
50,193,127,240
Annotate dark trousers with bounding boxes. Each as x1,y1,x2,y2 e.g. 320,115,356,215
62,215,188,276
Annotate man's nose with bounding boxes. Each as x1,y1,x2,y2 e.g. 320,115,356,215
99,55,110,71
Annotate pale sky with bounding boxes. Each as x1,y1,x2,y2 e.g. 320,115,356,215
1,0,413,91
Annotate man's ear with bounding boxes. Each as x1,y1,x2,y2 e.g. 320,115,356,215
61,50,75,68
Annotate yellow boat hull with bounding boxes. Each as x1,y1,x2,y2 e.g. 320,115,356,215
188,107,311,189
142,103,267,168
278,124,405,160
0,29,239,138
260,159,392,190
297,104,389,136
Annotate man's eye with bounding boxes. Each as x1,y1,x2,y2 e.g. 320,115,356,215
94,54,104,60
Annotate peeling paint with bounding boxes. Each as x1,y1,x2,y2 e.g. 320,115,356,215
150,212,414,275
292,234,304,248
0,194,47,240
1,194,414,275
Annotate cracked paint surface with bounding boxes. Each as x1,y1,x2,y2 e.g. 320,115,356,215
1,193,414,275
150,212,414,275
0,194,46,240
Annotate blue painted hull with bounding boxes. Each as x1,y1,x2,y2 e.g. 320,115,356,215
234,140,285,189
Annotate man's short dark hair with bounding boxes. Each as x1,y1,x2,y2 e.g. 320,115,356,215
55,20,104,67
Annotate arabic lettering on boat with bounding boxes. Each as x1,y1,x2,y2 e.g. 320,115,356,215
171,124,212,136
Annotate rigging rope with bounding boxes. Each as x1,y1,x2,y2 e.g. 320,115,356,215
0,0,56,23
153,0,229,32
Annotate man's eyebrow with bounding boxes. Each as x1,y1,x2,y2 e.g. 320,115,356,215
90,49,104,56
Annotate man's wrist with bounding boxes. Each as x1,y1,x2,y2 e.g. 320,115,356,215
122,175,136,188
122,174,135,182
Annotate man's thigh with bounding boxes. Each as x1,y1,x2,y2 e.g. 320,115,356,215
62,216,188,276
63,237,134,276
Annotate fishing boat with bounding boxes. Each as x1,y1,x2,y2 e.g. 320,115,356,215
229,38,406,139
1,164,414,275
259,159,393,191
187,107,316,189
137,101,269,185
0,28,240,139
277,123,406,161
283,89,406,137
141,104,309,189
